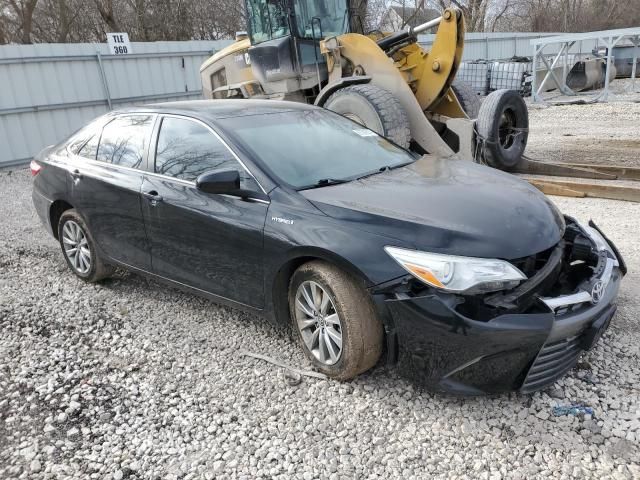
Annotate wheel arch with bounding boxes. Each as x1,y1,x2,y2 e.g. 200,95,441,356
269,247,372,327
49,199,74,240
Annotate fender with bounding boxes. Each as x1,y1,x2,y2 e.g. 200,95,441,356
264,247,400,364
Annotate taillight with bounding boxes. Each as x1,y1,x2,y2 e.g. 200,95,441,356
30,160,42,176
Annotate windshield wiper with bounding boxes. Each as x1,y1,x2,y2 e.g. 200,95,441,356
298,178,351,190
356,162,410,181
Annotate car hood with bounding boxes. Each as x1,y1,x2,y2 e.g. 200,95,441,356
300,155,565,260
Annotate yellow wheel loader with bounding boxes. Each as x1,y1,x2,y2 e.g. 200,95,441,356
200,0,529,170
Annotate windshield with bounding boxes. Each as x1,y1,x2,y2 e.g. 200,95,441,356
294,0,349,38
220,109,416,190
246,0,290,44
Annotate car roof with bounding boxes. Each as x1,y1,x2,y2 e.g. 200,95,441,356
111,99,317,121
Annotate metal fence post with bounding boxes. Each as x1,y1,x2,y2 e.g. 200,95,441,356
96,50,113,110
602,36,613,101
562,42,568,86
631,36,639,92
532,45,539,102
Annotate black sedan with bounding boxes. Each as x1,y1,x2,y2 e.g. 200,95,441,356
31,100,625,394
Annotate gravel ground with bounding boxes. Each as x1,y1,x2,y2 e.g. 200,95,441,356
526,78,640,168
1,167,639,480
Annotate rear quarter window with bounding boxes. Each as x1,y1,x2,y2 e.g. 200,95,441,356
67,118,106,157
77,135,100,160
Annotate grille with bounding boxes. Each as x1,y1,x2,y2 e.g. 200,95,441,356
521,335,582,393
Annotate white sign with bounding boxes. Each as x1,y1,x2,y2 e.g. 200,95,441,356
107,32,132,55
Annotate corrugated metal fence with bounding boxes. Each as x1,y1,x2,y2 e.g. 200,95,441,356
1,33,601,168
418,32,599,60
0,40,231,168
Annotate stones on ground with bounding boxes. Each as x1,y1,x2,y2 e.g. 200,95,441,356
30,459,42,473
1,168,640,479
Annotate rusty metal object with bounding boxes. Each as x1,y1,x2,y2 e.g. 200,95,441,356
566,58,617,91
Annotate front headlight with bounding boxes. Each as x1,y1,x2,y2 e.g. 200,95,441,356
384,246,527,294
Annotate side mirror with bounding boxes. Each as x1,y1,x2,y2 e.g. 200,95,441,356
196,170,240,194
196,169,270,203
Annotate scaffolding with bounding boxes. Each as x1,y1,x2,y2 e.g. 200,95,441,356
530,27,640,103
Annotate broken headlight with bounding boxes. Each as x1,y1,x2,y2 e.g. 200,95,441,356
384,246,527,294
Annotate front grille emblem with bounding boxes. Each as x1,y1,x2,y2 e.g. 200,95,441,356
591,280,605,305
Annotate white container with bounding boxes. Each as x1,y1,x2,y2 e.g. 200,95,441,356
457,61,490,95
490,61,532,91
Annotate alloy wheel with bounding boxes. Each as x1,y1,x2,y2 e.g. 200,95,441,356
294,280,343,365
62,220,91,274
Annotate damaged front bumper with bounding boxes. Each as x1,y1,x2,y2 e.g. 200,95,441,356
374,218,625,395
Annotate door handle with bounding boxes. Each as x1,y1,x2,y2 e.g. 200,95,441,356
142,190,163,204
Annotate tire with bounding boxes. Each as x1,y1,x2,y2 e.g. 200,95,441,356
58,209,114,283
288,260,383,380
451,80,481,119
476,89,528,171
323,84,411,148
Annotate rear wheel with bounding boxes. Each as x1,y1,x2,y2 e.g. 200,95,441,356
289,260,383,380
323,84,411,148
58,209,114,282
451,80,481,119
476,89,528,171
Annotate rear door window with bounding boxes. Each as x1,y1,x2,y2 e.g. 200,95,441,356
97,115,154,168
154,116,259,190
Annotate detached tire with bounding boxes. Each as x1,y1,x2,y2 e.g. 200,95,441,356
58,209,114,283
288,261,383,380
451,80,481,119
323,84,411,148
477,89,528,171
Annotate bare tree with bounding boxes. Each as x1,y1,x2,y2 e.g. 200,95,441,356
432,0,491,31
2,0,638,45
94,0,120,32
4,0,39,43
502,0,640,32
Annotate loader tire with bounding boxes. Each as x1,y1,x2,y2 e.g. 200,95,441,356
476,89,528,171
451,80,481,119
324,84,411,148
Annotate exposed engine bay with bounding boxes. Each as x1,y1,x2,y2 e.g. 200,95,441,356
393,216,625,322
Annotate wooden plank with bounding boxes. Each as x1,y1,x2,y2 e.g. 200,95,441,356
528,179,640,202
528,180,586,198
557,162,640,181
515,158,617,180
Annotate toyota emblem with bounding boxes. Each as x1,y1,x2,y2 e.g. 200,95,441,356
591,280,605,305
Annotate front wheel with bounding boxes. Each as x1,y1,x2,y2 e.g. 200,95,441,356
288,261,383,380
